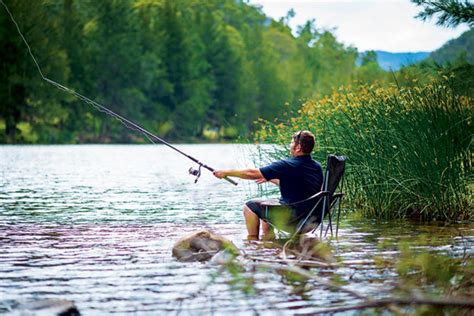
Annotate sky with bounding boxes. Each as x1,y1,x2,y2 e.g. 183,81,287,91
247,0,470,53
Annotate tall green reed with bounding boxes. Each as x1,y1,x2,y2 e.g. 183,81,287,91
255,80,473,221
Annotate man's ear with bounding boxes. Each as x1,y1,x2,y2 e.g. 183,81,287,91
296,143,303,152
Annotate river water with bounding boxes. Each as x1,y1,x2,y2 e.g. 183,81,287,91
0,145,472,315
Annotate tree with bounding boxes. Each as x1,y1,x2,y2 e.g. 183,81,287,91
412,0,474,28
306,30,358,97
82,0,144,142
355,51,387,85
0,0,70,143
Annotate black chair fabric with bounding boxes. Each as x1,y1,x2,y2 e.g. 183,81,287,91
325,155,346,205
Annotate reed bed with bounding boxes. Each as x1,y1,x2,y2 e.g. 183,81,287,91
255,80,473,221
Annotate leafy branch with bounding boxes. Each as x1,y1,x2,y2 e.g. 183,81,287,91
412,0,474,27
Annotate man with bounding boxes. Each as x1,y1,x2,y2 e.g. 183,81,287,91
213,130,323,240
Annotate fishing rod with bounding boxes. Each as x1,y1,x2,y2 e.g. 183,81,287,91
0,0,237,186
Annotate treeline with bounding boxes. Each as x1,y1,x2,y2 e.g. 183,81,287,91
0,0,386,143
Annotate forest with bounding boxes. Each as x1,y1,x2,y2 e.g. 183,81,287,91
0,0,390,143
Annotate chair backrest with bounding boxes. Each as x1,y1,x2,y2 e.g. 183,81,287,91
323,154,346,205
296,154,346,234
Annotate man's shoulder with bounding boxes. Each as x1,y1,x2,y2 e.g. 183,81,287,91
298,156,323,174
259,158,293,180
311,159,323,168
261,156,322,170
261,158,291,169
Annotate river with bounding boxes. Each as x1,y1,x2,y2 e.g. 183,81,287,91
0,145,472,315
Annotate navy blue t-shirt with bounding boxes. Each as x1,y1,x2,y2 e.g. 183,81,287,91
259,155,323,208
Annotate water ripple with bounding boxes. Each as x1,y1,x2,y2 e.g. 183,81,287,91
0,145,472,315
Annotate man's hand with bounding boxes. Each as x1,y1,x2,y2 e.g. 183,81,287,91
213,170,226,179
255,177,267,184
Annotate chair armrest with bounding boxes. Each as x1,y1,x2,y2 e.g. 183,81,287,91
286,190,329,207
261,191,330,208
332,192,344,199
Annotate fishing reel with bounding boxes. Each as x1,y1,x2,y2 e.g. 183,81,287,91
188,165,202,183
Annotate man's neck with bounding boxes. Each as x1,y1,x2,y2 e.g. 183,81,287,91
292,152,310,158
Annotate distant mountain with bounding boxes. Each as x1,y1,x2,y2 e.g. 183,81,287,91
430,28,474,65
358,51,430,71
358,28,474,71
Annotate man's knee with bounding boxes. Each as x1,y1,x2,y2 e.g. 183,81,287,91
243,204,256,216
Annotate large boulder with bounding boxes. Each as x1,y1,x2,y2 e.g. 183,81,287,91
172,230,239,262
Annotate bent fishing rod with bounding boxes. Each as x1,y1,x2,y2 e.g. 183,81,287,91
1,0,237,186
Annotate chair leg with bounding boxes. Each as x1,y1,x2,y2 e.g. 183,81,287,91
324,217,332,238
335,197,342,239
326,211,333,237
319,196,328,239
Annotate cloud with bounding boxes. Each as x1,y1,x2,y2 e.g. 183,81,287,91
248,0,469,52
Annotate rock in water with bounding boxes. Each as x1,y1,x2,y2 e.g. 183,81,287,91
280,237,334,263
172,230,239,262
17,299,80,316
209,248,237,265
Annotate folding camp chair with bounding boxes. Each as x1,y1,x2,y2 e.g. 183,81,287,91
261,154,346,240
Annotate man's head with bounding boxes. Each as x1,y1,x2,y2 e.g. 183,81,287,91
290,130,315,156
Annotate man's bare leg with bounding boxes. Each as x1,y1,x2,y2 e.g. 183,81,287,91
243,205,259,240
261,221,275,240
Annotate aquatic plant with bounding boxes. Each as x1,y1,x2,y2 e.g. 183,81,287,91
255,77,473,221
216,233,473,315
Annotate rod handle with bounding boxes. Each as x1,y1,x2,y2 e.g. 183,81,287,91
224,176,238,186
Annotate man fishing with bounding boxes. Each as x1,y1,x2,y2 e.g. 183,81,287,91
213,130,323,240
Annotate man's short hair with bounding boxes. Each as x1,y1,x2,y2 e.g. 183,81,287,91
293,130,315,154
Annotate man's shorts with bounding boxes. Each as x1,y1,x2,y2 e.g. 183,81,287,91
245,198,303,233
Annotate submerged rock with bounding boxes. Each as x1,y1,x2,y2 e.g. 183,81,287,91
16,299,80,316
172,230,239,262
279,237,334,263
209,248,237,265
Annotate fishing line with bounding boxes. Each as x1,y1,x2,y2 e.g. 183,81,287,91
0,0,237,185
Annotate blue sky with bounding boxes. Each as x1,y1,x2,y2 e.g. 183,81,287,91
247,0,470,52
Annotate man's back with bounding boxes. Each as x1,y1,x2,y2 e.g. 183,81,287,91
260,155,323,206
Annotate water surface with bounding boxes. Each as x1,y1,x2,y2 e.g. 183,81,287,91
1,145,472,315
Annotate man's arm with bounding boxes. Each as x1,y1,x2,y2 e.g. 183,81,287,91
213,168,263,180
256,178,280,185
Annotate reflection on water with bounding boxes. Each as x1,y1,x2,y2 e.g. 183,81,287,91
0,145,473,315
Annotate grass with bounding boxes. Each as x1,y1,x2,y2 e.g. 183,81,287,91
254,77,473,221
